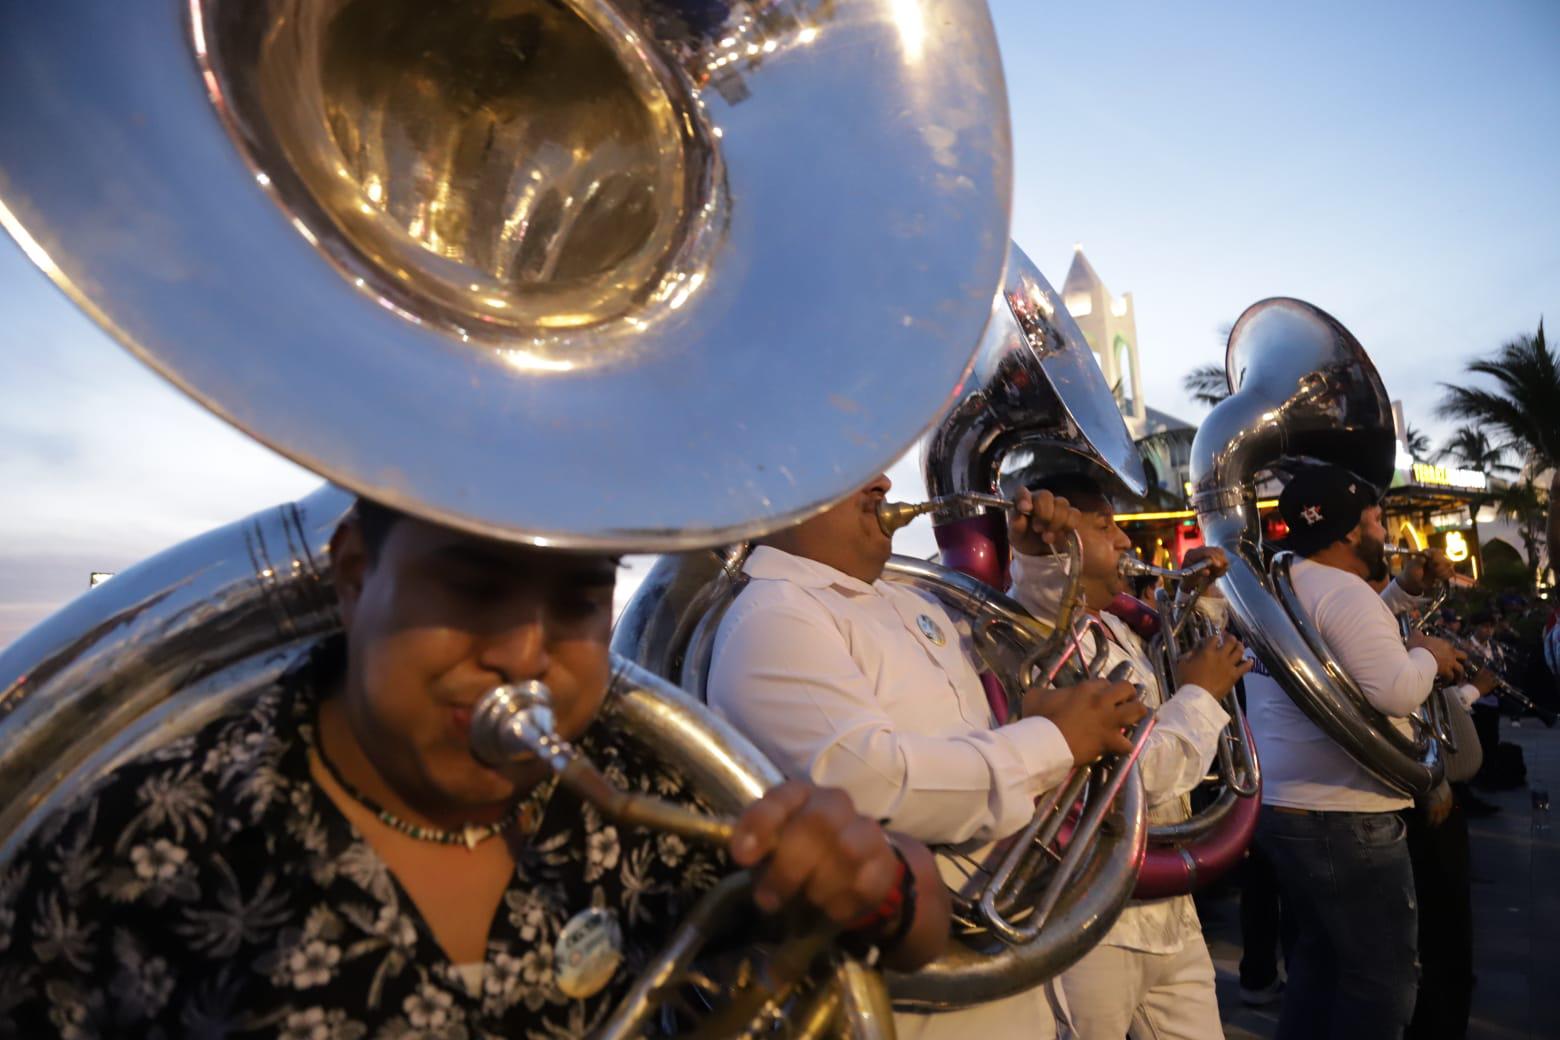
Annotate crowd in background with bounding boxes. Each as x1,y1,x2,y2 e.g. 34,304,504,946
1218,585,1558,1039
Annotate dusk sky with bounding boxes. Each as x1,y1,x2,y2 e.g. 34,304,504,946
2,0,1557,646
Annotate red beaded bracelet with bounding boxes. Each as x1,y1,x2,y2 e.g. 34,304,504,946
847,840,917,949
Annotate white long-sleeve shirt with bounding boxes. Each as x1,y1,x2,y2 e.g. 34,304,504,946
708,546,1074,845
706,545,1076,1037
1245,557,1442,812
1008,552,1230,955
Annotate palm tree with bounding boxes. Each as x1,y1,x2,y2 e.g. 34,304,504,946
1437,321,1560,468
1182,363,1229,407
1437,425,1516,476
1437,322,1558,587
1403,424,1432,459
1491,478,1547,588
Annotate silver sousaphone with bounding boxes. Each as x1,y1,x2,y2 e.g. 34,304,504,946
613,242,1151,1011
1190,299,1443,797
0,1,1017,1035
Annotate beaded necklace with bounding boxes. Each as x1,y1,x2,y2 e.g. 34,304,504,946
310,709,556,851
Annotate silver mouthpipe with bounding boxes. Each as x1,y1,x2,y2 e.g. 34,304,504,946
1117,554,1214,582
471,681,736,846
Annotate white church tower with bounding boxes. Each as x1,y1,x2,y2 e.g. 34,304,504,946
1061,246,1148,437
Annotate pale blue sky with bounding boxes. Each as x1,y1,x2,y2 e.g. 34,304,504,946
2,0,1557,644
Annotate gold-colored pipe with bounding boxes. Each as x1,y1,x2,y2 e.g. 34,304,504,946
876,492,1011,536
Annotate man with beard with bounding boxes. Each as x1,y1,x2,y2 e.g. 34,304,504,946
1244,465,1463,1040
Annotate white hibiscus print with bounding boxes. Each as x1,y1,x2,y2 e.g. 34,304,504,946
279,1006,333,1040
129,839,187,882
402,981,454,1029
483,951,524,1006
507,891,549,943
656,833,687,867
519,945,553,988
513,945,556,1011
46,980,105,1040
584,826,620,882
276,1006,364,1040
286,940,341,989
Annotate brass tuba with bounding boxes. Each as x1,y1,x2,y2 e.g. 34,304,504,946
614,241,1152,1011
1189,298,1443,797
0,0,1018,1034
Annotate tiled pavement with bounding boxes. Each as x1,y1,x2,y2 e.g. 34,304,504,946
1202,719,1560,1039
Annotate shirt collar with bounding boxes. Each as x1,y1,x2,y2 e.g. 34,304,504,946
743,545,879,596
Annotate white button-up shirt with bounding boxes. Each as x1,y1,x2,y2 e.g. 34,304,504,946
707,545,1076,1038
1009,552,1230,955
709,546,1074,844
1245,558,1461,812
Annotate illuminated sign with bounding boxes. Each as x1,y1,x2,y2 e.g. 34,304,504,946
1410,461,1487,491
1443,531,1470,563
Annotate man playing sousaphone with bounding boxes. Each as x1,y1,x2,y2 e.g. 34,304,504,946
1005,471,1248,1040
1243,465,1478,1040
0,499,952,1037
706,472,1149,1038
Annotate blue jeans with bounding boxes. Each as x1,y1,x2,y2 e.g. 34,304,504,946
1255,806,1419,1040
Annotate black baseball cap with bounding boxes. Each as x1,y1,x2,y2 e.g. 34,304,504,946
1273,464,1381,556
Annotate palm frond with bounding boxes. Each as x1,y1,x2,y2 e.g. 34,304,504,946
1182,363,1229,407
1437,425,1518,475
1436,321,1560,467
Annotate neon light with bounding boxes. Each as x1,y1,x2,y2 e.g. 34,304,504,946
1116,500,1278,523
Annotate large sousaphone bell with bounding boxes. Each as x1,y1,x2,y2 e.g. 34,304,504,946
0,0,1010,547
1190,298,1443,796
0,1,1017,1035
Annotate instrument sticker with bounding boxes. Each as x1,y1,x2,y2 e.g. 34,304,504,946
554,907,623,998
916,614,947,646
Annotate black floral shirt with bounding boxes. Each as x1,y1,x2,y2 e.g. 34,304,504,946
0,642,728,1038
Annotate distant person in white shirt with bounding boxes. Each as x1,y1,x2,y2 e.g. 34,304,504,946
1004,471,1249,1040
1243,464,1464,1040
706,472,1147,1039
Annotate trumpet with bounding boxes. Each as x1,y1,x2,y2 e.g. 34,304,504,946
1117,554,1215,592
1420,625,1559,728
1381,545,1454,625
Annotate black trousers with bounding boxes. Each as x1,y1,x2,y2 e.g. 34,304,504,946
1238,842,1295,989
1404,799,1474,1040
1472,704,1499,766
